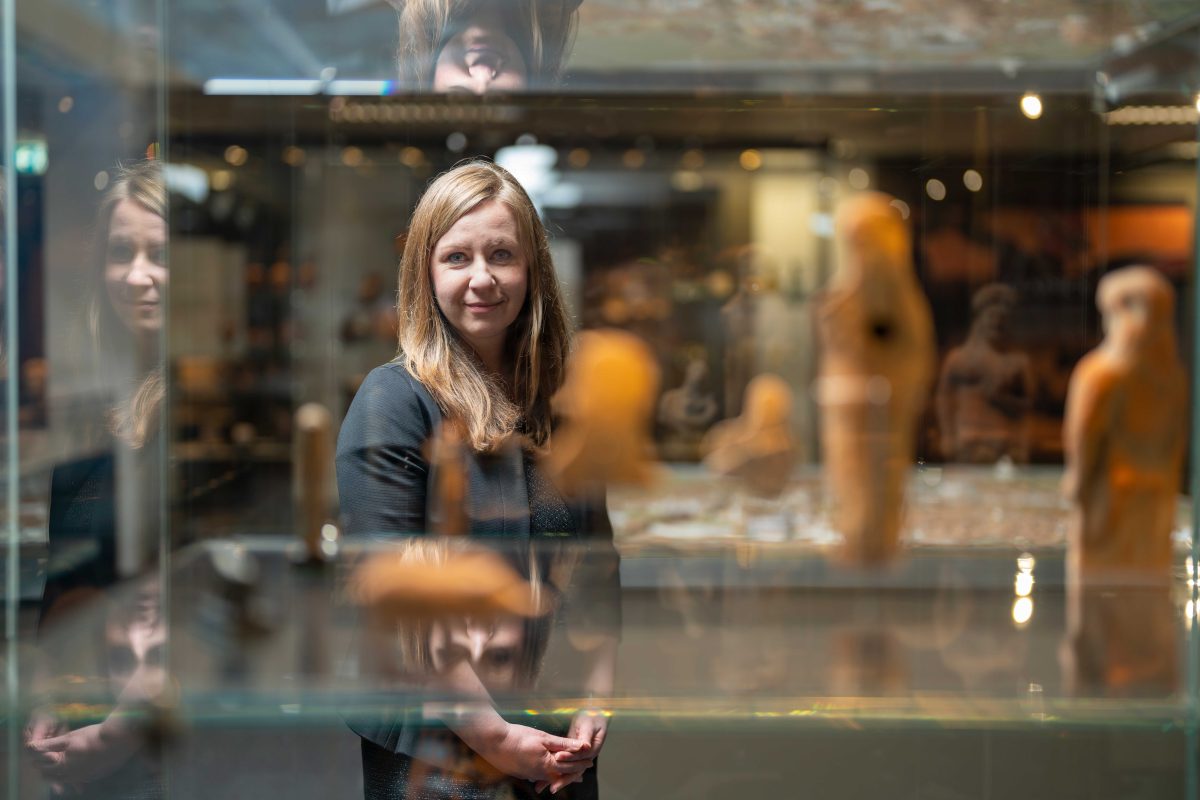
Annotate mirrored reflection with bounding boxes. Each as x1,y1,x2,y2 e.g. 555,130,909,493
390,0,582,94
351,537,614,798
28,161,168,798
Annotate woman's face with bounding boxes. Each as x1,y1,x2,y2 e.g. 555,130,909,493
429,614,526,691
430,199,528,361
105,198,167,336
432,4,528,94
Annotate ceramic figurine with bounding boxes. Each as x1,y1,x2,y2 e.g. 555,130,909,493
702,373,796,498
351,540,545,620
426,419,471,537
1062,266,1186,575
816,192,935,565
935,283,1035,463
543,329,660,496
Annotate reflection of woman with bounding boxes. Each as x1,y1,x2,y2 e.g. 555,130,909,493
390,0,582,93
337,161,619,799
27,160,167,799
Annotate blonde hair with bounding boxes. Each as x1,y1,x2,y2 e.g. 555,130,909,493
397,160,570,452
88,160,167,449
390,0,580,90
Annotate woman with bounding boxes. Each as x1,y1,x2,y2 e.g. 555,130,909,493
27,159,167,799
390,0,583,93
337,160,618,799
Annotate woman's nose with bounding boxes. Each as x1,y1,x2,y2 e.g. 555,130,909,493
126,252,157,286
467,259,497,289
466,65,498,95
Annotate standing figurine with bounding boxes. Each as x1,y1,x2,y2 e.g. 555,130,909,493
702,373,796,498
935,284,1035,463
1062,266,1186,575
543,328,660,497
816,192,934,565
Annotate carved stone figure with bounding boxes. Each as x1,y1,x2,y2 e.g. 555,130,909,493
658,357,718,460
815,192,935,565
935,284,1035,463
702,373,796,498
543,329,660,497
1062,266,1186,576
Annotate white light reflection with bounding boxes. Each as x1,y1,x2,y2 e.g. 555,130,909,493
1012,596,1034,626
1012,552,1035,623
1020,93,1043,120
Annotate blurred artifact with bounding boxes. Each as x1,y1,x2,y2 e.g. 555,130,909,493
703,373,796,498
350,539,546,621
543,328,660,496
294,403,336,563
658,357,718,460
1062,266,1186,575
426,419,470,537
816,192,934,565
935,284,1035,463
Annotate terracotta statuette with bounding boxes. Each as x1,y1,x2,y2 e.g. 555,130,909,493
816,192,935,565
1062,266,1186,576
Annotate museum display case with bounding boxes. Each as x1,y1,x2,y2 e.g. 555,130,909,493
3,1,1200,797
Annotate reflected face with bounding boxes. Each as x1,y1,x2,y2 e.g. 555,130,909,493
432,4,528,94
105,198,167,336
429,615,525,691
430,200,527,360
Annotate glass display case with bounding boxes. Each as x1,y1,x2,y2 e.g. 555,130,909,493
3,1,1200,798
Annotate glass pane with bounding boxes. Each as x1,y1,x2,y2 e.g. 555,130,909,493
10,1,1200,797
11,0,169,797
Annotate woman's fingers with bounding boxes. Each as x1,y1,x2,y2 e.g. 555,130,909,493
543,734,590,753
547,756,591,776
553,749,595,764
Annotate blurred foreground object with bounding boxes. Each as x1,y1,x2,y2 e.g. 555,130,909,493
702,373,796,498
426,420,471,536
544,329,660,496
935,284,1035,463
1062,266,1186,576
350,539,547,620
294,403,337,563
816,192,934,565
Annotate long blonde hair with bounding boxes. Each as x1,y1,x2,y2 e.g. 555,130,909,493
389,0,580,90
88,160,166,450
397,160,570,452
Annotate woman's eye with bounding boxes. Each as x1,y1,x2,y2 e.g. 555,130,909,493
492,249,511,261
446,252,468,265
107,244,134,263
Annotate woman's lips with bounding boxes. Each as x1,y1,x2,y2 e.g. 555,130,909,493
465,300,501,313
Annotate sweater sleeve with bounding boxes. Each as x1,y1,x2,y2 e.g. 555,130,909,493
336,364,434,537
